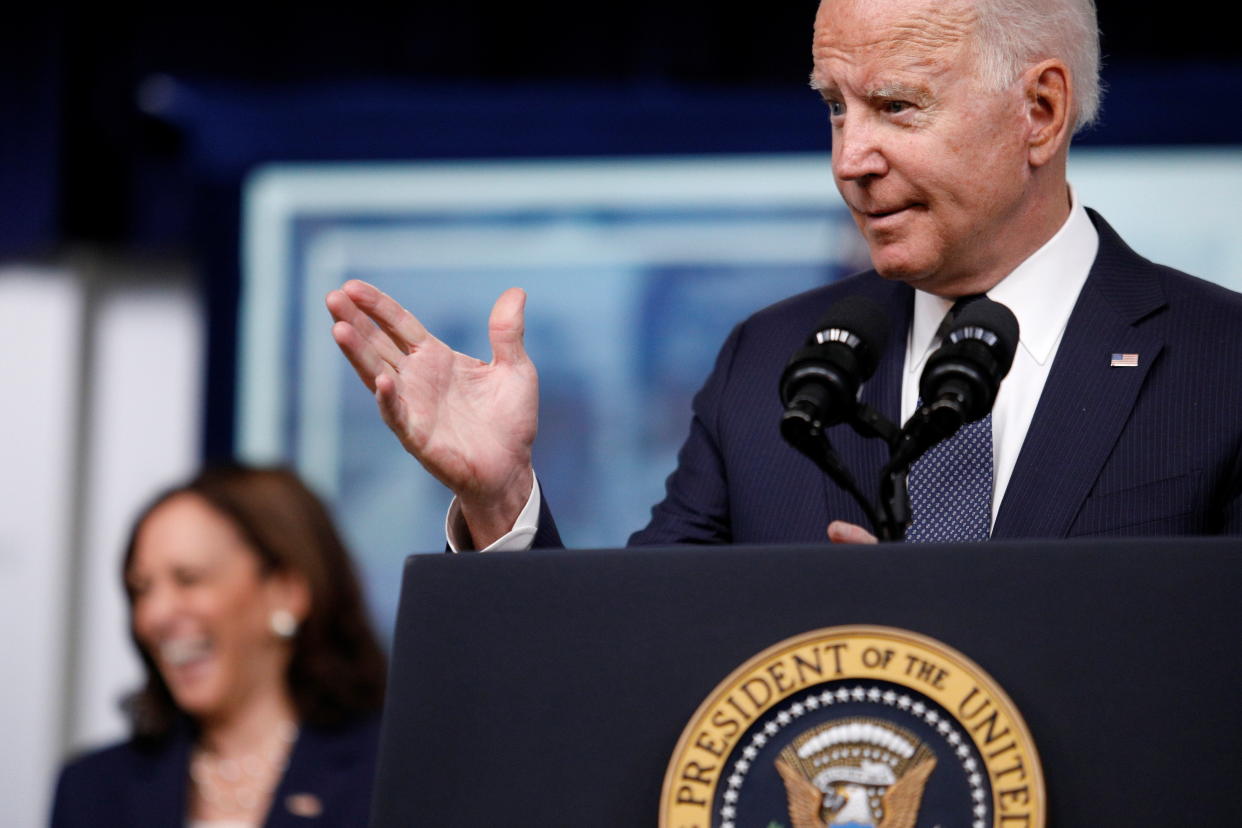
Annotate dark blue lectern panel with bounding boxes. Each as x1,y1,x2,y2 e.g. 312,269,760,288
372,539,1242,825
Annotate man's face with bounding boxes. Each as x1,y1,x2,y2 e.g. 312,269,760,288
813,0,1034,295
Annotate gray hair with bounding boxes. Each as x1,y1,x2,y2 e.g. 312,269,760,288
971,0,1103,132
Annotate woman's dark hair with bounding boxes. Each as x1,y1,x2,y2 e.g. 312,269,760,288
122,464,387,744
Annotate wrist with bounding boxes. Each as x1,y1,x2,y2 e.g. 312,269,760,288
459,466,535,549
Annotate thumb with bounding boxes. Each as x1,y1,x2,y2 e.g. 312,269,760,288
489,287,528,366
827,520,879,545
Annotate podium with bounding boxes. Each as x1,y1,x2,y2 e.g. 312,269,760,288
369,539,1242,825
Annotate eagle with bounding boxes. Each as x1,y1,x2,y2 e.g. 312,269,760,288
775,755,937,828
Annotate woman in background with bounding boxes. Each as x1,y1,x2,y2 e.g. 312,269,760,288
51,465,388,827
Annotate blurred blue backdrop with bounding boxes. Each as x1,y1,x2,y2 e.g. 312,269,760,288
234,149,1242,630
4,1,1240,636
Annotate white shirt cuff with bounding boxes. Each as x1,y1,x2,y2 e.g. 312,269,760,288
444,472,541,552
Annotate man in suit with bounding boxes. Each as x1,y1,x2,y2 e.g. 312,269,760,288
326,0,1242,548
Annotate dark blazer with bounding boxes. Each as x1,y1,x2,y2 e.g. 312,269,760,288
49,716,381,828
532,209,1242,546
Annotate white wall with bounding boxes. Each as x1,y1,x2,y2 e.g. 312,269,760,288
71,265,205,751
0,267,85,828
0,258,204,825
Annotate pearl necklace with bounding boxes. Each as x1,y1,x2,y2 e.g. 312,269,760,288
190,721,298,817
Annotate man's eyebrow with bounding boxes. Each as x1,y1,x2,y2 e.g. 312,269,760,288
807,74,930,106
808,73,839,97
868,84,933,106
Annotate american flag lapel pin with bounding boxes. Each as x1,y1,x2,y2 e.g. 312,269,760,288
1110,352,1139,367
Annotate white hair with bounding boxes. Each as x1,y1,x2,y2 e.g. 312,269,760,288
971,0,1103,132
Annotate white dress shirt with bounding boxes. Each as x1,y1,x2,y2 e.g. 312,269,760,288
451,188,1099,549
902,188,1098,524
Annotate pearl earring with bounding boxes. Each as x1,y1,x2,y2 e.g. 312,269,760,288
270,608,298,639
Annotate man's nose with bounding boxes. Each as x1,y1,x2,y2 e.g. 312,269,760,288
832,117,889,182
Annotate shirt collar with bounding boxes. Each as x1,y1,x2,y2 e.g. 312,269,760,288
907,185,1100,373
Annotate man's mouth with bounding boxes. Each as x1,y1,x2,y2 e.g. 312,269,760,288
865,204,914,219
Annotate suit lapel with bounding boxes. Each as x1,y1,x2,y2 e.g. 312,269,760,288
825,276,911,519
264,720,378,827
860,278,911,433
266,726,327,828
993,211,1167,538
130,729,192,824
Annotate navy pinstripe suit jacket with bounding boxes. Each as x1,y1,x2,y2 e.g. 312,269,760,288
534,209,1242,546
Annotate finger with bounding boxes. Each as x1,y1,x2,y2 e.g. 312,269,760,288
342,279,432,354
331,319,391,394
488,287,528,366
374,373,408,432
375,374,422,456
326,288,407,369
827,520,879,545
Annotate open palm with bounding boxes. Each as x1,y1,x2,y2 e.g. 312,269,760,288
326,280,538,541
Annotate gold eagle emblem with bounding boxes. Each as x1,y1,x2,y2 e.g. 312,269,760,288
774,717,937,828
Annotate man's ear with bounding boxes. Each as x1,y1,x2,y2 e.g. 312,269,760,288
1024,59,1073,167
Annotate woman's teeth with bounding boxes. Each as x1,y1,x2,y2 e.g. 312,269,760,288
160,637,212,667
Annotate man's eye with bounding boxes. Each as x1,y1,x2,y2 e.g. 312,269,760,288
885,100,911,114
826,100,845,117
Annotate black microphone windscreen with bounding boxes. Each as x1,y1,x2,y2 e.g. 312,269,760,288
810,295,890,380
951,297,1019,376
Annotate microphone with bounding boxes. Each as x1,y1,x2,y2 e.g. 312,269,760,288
779,295,891,534
779,295,890,443
895,297,1019,465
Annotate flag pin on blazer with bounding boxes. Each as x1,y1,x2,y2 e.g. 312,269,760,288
286,793,323,817
1110,353,1139,367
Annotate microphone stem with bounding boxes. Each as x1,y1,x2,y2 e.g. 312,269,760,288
877,466,911,540
790,425,884,536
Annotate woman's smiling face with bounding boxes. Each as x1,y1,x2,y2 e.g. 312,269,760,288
126,493,293,723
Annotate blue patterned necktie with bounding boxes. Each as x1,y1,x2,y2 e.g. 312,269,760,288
904,296,993,542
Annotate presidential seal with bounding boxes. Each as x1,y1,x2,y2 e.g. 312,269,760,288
659,626,1043,828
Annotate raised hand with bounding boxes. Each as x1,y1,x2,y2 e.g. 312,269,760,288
326,280,538,547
